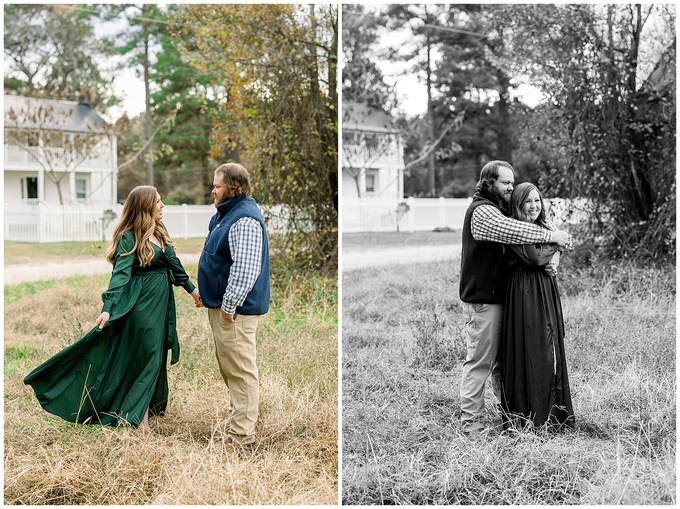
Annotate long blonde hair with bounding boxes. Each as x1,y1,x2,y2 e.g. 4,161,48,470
106,186,174,267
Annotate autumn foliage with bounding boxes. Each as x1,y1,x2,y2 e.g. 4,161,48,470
171,5,338,271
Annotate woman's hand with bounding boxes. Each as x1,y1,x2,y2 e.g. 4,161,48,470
545,251,560,277
191,288,203,308
95,311,110,330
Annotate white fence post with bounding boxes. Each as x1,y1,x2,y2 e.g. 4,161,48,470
407,196,415,233
181,203,188,239
439,196,446,229
38,202,45,243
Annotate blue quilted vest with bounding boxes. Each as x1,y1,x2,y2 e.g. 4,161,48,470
198,195,270,314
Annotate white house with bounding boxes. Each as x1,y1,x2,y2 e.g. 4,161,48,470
342,101,404,201
4,94,118,207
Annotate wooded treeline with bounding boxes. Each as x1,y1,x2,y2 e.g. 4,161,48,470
343,3,675,263
4,4,338,269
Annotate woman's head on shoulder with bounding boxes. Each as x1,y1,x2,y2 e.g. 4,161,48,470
510,182,549,226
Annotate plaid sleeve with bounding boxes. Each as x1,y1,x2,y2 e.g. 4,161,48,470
221,217,263,314
544,217,558,232
471,205,552,245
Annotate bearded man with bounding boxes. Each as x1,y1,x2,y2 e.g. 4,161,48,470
198,163,270,447
458,160,571,433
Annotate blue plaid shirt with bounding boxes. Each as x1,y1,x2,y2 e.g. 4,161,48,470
221,217,263,314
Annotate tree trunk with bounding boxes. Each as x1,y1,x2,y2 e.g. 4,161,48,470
309,6,320,101
328,7,339,212
426,35,436,196
354,170,363,199
143,5,154,186
328,8,338,109
626,4,654,221
496,71,513,162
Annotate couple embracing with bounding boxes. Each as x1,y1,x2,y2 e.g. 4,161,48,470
459,160,576,434
24,163,269,448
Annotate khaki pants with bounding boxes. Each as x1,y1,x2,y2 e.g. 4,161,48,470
208,309,264,438
459,302,503,424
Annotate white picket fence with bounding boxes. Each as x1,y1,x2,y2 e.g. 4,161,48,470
5,197,589,242
343,197,590,233
343,197,471,233
4,202,292,243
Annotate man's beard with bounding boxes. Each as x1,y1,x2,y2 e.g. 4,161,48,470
490,186,511,205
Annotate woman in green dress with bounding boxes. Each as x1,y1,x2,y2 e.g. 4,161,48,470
24,186,202,429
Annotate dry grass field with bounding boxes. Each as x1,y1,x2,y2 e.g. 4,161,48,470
342,256,675,504
4,261,338,504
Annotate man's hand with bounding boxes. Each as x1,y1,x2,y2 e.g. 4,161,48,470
551,229,572,248
221,309,235,322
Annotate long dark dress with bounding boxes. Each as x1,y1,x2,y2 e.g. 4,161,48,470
500,243,575,430
24,230,195,427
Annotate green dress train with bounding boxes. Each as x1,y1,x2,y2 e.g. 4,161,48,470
24,230,196,427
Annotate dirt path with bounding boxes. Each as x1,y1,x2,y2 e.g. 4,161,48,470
5,242,462,283
342,243,461,271
4,252,202,285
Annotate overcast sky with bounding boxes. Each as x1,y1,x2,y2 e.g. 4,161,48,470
371,9,544,119
92,9,159,121
363,3,672,119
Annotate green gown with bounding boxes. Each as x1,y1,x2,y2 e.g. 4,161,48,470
24,230,196,427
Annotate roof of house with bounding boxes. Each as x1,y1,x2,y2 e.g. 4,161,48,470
4,94,109,133
343,101,399,133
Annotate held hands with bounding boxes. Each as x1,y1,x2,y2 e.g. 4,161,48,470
191,288,203,308
545,251,560,277
95,311,110,330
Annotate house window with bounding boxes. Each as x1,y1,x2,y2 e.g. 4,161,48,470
76,179,87,200
4,129,18,146
27,132,39,147
49,132,63,148
22,177,38,199
364,133,391,158
342,131,358,146
365,170,378,196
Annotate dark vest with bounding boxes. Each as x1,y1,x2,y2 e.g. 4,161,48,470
198,195,270,314
459,191,509,304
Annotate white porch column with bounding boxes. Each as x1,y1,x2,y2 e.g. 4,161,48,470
111,134,118,205
69,171,76,203
398,166,404,200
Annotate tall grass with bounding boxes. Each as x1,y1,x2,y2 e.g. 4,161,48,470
4,264,338,505
342,257,675,504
